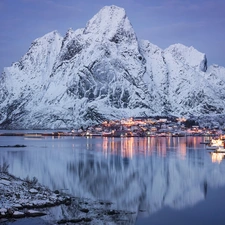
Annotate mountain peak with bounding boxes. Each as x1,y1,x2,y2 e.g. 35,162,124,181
83,5,137,43
34,30,61,42
165,43,207,72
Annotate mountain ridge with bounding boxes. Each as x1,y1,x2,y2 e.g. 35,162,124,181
0,5,225,129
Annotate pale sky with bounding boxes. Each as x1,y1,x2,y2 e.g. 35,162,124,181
0,0,224,72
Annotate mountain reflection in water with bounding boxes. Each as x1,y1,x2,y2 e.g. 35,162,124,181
1,135,225,222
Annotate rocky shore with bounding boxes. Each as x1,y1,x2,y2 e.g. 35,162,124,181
0,171,136,224
0,172,72,219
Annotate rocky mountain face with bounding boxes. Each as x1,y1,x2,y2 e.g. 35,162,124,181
0,5,225,129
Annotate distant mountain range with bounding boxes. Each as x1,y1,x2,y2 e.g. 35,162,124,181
0,5,225,129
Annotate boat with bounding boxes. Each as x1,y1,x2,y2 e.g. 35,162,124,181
215,147,225,153
24,133,43,138
206,138,224,150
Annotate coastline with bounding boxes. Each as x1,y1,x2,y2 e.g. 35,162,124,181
0,171,136,224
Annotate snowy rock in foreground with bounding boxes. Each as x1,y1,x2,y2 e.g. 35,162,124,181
0,172,71,218
29,188,39,194
0,172,136,224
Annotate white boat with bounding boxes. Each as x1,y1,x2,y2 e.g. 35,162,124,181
215,147,225,153
24,133,43,138
206,138,224,150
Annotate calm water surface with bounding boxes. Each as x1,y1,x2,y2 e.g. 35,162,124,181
1,134,225,225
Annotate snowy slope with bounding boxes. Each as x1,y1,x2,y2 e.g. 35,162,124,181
0,5,225,129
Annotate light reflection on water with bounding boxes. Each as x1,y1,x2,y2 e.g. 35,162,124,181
1,135,225,224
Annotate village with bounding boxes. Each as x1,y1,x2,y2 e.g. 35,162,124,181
71,117,223,138
0,117,223,138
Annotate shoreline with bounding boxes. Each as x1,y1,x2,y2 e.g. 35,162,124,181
0,172,72,220
0,131,218,137
0,172,136,224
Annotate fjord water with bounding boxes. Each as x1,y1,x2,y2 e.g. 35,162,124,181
1,134,225,225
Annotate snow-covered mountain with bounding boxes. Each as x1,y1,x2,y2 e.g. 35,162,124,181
0,5,225,129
